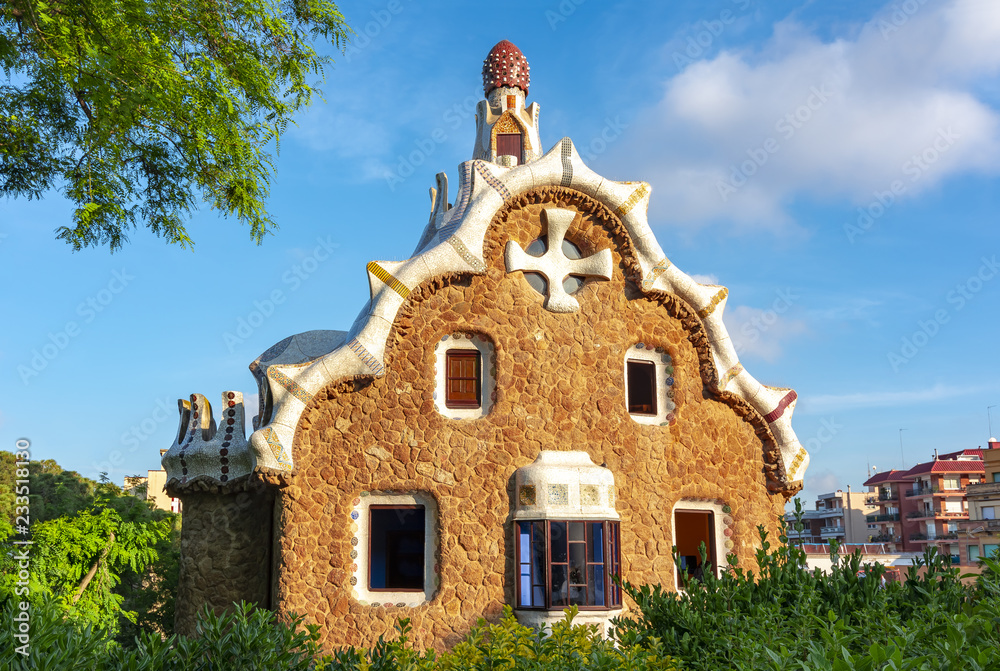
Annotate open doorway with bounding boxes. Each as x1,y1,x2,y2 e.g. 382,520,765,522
674,509,716,584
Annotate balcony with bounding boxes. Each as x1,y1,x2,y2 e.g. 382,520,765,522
814,507,846,518
906,510,930,519
909,532,927,541
927,533,959,542
820,526,845,537
870,533,901,543
905,488,930,498
906,509,967,520
967,482,1000,497
878,489,899,502
866,513,900,523
864,496,877,506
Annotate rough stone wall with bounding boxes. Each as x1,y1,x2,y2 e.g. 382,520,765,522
280,188,786,651
174,489,274,635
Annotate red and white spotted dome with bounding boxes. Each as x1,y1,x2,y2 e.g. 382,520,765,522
482,40,530,96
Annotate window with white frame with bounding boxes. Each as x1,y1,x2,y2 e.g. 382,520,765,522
433,333,495,420
983,506,996,520
352,492,438,606
943,476,960,490
623,344,675,426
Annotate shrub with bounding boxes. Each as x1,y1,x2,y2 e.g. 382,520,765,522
612,499,1000,671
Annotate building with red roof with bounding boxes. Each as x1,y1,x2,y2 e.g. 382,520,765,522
864,444,990,560
960,439,1000,565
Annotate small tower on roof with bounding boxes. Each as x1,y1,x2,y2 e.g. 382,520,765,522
474,40,541,166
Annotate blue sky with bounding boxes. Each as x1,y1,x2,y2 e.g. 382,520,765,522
2,0,999,506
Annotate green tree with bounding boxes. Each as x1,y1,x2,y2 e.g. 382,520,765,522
1,0,349,251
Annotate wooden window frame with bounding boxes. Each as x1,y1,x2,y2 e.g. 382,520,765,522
515,519,621,611
626,359,657,416
445,349,481,409
368,505,425,593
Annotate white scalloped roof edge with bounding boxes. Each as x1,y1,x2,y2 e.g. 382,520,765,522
247,138,809,487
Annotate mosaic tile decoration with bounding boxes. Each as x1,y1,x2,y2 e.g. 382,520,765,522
641,257,672,290
614,183,650,218
366,261,411,299
436,163,473,241
474,160,512,201
548,484,569,505
482,40,530,95
719,362,743,389
490,111,532,155
763,390,798,423
580,484,600,506
267,368,314,405
697,287,728,319
446,236,487,272
347,337,385,376
789,447,808,475
519,485,536,505
258,336,293,363
559,138,573,188
262,427,292,471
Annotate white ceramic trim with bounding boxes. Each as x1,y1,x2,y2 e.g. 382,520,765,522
352,492,439,606
433,334,495,420
513,608,623,638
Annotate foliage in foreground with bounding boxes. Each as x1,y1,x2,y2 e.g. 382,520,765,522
0,452,179,640
614,500,1000,671
1,0,350,251
1,601,679,671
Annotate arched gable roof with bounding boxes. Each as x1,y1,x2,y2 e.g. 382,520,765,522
231,138,805,494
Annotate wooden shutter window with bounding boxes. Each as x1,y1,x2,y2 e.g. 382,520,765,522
445,349,481,409
496,133,523,165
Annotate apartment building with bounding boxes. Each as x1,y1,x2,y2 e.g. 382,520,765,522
960,439,1000,565
785,489,876,544
865,447,987,561
123,449,182,514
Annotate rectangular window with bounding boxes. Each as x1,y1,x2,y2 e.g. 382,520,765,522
969,545,981,564
944,500,961,514
983,506,996,520
674,510,716,583
994,473,1000,483
626,359,656,415
943,477,960,490
496,133,523,164
985,544,1000,560
369,506,425,591
515,520,621,610
445,350,481,409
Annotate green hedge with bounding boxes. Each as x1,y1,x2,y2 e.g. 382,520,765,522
613,502,1000,671
1,600,679,671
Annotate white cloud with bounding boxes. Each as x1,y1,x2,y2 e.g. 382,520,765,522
689,273,719,284
723,304,808,363
612,0,1000,231
802,382,992,413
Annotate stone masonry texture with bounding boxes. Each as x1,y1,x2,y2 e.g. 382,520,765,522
275,188,786,650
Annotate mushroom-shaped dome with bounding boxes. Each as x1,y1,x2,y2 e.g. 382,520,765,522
482,40,530,96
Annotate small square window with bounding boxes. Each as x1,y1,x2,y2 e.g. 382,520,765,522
674,508,717,584
983,506,995,520
445,350,481,409
626,359,656,415
369,506,425,591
